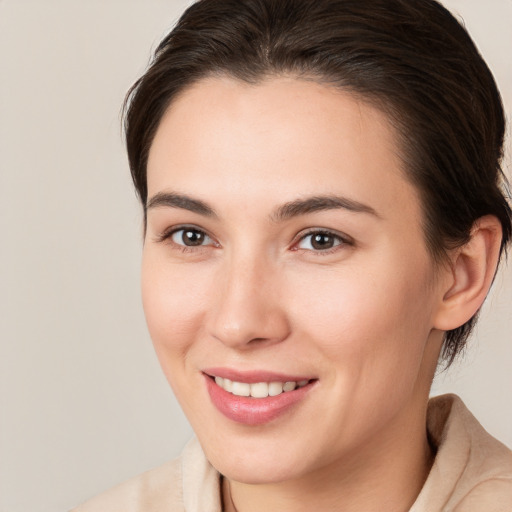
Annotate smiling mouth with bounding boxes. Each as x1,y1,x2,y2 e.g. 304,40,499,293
204,371,317,424
211,376,312,398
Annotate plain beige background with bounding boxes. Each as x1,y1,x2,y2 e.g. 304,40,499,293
0,1,510,511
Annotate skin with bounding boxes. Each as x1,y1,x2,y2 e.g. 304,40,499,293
142,76,501,511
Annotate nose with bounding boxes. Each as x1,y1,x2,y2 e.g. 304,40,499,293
207,254,291,350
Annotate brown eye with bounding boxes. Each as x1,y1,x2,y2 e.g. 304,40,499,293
171,228,211,247
311,233,336,250
296,231,347,251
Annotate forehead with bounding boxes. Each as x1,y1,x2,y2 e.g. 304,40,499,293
146,76,421,224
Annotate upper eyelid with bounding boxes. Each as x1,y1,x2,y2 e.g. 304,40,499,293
154,224,352,248
155,224,215,244
294,227,353,244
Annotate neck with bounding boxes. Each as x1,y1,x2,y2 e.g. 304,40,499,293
223,398,435,512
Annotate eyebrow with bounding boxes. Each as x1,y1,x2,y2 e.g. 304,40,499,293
146,192,218,218
146,191,379,221
271,195,380,222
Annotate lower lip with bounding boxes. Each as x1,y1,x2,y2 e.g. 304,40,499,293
204,375,315,425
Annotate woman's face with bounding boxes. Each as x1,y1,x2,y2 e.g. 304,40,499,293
143,76,446,484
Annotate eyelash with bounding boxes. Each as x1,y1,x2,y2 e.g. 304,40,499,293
156,226,353,255
156,225,218,253
292,229,353,255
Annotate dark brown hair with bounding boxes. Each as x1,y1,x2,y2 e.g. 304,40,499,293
123,0,511,366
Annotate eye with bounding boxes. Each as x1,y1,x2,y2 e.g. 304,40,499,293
295,230,349,252
170,228,214,247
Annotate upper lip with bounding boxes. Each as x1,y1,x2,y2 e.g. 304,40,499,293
202,367,315,384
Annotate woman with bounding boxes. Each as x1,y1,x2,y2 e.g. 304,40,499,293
74,0,512,510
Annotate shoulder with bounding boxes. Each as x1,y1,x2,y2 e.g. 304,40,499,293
71,456,184,512
453,478,512,512
413,394,512,512
70,437,222,512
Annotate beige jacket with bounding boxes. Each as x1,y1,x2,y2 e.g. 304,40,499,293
72,394,512,511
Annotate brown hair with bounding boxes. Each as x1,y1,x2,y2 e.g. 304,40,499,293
123,0,512,366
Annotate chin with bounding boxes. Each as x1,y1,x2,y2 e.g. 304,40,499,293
213,456,303,485
198,430,314,485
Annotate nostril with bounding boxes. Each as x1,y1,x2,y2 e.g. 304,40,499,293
249,337,269,344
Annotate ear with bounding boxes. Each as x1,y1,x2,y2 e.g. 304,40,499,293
434,215,503,331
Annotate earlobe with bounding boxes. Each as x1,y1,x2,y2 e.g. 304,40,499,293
434,215,503,331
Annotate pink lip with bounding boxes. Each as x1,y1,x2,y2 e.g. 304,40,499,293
203,367,314,384
203,370,317,425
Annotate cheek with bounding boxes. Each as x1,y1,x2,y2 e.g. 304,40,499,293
141,251,210,363
287,259,437,438
289,256,436,371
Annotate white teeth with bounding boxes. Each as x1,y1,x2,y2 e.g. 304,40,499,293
283,381,297,392
268,382,284,396
231,381,251,397
213,377,310,398
250,382,269,398
223,378,233,392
